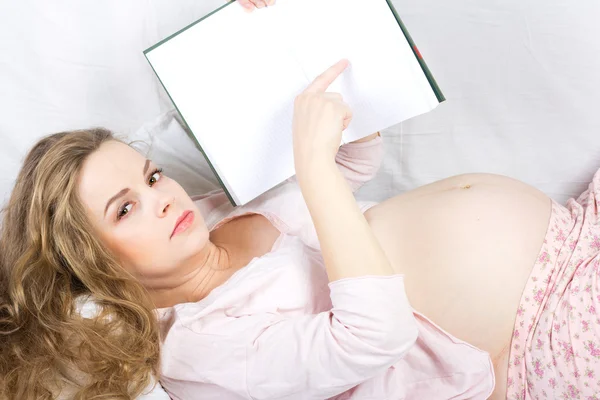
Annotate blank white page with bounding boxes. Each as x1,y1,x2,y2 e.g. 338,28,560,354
281,0,439,143
146,0,439,205
147,4,313,205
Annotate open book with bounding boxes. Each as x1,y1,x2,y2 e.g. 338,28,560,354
145,0,444,206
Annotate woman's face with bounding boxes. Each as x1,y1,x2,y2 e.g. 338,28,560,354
78,140,210,290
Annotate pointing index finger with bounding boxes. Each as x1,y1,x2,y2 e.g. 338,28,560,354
304,59,349,93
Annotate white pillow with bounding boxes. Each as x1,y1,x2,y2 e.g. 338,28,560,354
128,109,220,197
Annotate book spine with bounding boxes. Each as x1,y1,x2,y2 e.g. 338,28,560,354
143,53,238,207
385,0,445,103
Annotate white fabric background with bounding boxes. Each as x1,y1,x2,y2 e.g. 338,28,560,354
362,0,600,204
0,0,599,396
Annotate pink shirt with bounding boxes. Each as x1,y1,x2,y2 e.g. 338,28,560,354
158,137,495,399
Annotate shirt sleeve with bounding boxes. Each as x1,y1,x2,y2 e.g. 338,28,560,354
286,135,384,193
333,135,384,192
159,275,418,400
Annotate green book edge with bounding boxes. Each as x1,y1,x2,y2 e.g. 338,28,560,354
145,1,234,54
385,0,445,103
143,0,446,206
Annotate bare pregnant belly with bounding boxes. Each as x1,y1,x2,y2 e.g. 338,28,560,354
364,174,551,395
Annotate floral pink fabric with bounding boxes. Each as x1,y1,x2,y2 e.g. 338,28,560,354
508,168,600,399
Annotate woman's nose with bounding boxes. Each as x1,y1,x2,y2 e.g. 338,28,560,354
157,192,175,217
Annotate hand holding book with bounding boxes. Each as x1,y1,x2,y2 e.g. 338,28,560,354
236,0,276,12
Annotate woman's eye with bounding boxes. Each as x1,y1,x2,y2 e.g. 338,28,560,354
149,168,163,187
117,203,133,220
115,168,163,222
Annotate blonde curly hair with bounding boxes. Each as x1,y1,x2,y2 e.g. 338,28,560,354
0,129,160,399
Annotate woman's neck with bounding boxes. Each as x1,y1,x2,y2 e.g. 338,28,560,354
151,239,235,308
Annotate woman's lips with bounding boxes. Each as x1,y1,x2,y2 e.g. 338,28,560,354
171,210,194,238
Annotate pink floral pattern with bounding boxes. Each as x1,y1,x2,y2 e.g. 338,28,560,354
507,169,600,399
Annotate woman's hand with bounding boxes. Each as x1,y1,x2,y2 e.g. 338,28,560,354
236,0,275,12
292,59,353,177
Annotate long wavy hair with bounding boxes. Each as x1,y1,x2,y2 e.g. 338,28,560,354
0,129,160,399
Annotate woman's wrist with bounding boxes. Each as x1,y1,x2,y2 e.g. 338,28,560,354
295,156,337,187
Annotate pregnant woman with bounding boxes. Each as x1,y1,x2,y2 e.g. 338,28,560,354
1,5,599,399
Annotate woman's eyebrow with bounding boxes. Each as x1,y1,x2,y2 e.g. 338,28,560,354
142,159,150,176
104,188,130,217
103,159,151,217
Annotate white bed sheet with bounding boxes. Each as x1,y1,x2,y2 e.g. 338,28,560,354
0,0,599,396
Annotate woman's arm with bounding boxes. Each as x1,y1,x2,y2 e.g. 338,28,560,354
160,275,417,400
287,133,383,194
275,131,383,249
244,276,417,399
293,61,394,281
297,156,393,281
